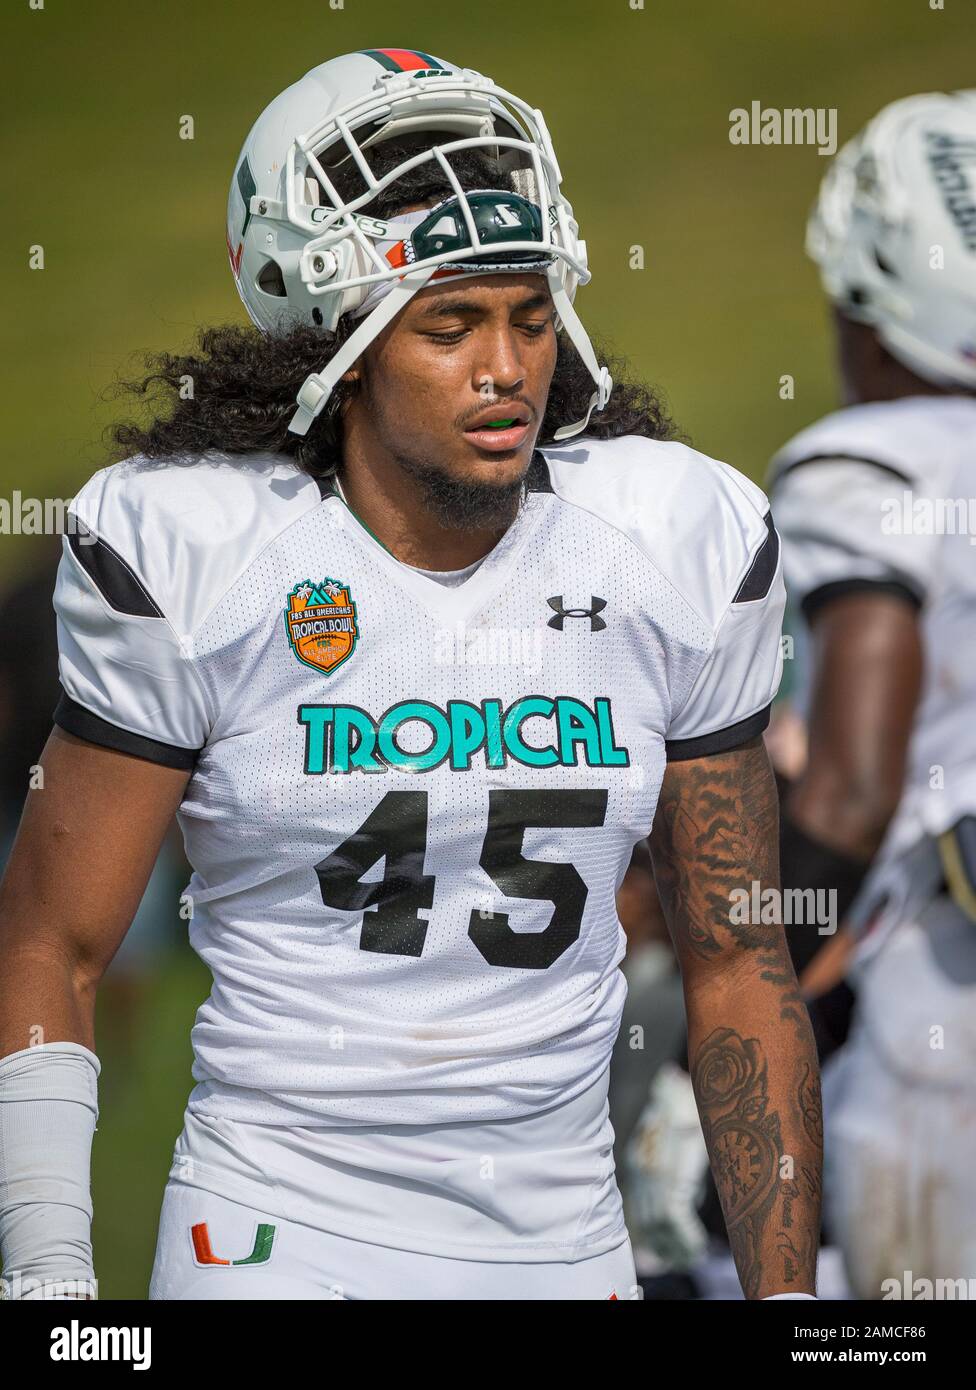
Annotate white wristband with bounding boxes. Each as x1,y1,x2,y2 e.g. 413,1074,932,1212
763,1292,818,1299
0,1041,100,1299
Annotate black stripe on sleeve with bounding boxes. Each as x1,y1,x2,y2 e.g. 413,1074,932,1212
665,703,772,761
773,453,913,486
53,691,201,771
733,512,780,603
801,577,923,624
68,526,163,618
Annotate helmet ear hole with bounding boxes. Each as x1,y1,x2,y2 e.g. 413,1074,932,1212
257,259,287,297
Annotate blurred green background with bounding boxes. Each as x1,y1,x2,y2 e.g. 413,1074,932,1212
1,0,973,1296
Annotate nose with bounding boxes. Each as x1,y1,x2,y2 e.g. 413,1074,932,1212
473,324,527,397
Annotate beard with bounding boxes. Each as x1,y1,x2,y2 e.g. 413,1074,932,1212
393,449,528,532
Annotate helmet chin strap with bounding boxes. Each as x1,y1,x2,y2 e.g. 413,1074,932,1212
546,265,613,442
287,263,613,439
288,267,436,436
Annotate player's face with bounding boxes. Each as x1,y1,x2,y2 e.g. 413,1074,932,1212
353,273,558,512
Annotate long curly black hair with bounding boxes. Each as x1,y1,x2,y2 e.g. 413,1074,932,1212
110,140,678,481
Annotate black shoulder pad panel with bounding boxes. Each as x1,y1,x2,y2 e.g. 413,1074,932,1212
68,525,163,618
733,511,779,604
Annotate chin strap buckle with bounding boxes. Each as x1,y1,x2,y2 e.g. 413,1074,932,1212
596,365,613,409
289,373,332,437
551,367,614,443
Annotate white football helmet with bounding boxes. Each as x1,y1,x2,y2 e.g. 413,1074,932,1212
808,90,976,388
226,48,612,438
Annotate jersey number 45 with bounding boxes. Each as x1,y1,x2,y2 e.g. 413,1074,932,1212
314,788,608,970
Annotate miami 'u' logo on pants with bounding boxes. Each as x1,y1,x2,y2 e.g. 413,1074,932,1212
191,1222,276,1266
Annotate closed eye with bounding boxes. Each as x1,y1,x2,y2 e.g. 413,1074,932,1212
425,321,551,346
425,329,469,345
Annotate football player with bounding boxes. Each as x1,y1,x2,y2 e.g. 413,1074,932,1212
0,49,816,1301
770,91,976,1296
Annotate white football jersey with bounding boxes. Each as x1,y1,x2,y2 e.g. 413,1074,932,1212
54,434,784,1127
770,395,976,939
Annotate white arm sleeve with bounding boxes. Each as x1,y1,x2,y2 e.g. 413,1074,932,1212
0,1042,100,1299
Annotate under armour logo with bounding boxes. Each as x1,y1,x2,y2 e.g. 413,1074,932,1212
546,595,607,631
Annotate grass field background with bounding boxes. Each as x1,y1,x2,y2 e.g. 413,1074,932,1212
2,0,973,1295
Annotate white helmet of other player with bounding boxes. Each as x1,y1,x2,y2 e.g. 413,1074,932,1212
226,48,612,438
808,90,976,388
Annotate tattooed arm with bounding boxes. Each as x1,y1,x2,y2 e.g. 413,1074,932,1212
649,735,822,1299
